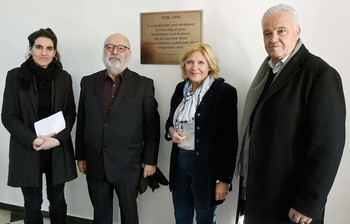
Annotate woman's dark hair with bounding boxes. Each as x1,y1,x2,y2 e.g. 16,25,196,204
27,28,63,69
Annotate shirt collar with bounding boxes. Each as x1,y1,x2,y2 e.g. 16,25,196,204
268,39,303,74
104,70,124,81
268,56,289,74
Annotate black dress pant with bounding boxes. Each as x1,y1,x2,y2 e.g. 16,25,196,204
87,174,139,224
21,150,67,224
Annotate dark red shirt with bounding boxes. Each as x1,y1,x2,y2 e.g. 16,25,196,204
103,71,123,116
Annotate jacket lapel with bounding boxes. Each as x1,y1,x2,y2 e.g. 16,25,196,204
52,79,58,112
94,71,106,119
27,77,38,119
196,78,222,111
260,45,308,103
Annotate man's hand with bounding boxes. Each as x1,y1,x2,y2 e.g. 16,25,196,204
77,160,87,174
289,208,312,224
143,164,156,178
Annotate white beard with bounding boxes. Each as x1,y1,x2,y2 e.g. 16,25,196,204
103,54,128,75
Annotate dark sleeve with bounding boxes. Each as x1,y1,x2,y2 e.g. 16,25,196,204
216,83,238,184
74,77,87,160
142,79,160,165
292,67,346,217
1,69,37,148
55,72,76,142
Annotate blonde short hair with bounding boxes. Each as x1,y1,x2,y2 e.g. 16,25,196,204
179,43,220,80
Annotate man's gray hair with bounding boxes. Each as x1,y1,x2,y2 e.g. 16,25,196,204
262,4,299,28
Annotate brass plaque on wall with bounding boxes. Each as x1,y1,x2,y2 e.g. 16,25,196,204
140,10,203,64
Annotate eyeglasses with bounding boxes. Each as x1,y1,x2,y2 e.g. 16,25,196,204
104,44,130,53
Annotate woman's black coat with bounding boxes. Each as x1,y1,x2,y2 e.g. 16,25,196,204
2,67,77,187
165,78,238,210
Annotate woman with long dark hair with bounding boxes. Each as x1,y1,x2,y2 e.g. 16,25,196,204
2,28,77,224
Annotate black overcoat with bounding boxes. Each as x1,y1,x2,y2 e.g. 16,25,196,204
2,67,77,187
241,45,346,223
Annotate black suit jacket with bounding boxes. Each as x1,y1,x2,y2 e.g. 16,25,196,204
75,68,160,183
241,44,346,223
2,67,77,187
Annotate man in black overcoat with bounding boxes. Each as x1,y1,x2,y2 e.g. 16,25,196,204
236,4,345,224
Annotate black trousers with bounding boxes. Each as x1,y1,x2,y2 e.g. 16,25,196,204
21,150,67,224
86,174,139,224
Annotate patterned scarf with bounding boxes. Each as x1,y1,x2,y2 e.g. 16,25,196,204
173,75,214,132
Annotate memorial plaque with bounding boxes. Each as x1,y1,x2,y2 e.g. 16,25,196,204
140,10,203,64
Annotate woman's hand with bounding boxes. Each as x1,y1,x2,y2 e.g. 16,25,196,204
32,137,44,149
215,181,229,201
33,133,59,151
169,127,186,144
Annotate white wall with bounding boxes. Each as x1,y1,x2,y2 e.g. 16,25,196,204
0,0,349,223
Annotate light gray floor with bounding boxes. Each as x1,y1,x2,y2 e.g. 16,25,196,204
0,209,50,224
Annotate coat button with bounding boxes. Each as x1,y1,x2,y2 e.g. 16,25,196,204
196,126,200,130
197,113,200,116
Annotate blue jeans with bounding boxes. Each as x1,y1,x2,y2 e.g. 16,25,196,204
21,150,67,224
172,155,218,224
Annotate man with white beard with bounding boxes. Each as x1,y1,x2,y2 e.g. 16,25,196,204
75,33,160,224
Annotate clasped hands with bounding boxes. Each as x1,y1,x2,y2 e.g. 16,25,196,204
32,132,60,151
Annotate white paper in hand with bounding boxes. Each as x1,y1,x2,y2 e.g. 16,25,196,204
34,111,66,136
